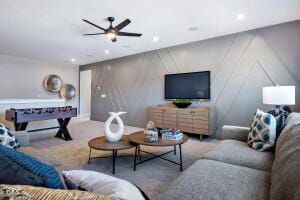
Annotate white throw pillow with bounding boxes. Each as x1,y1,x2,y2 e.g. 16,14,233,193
62,170,145,200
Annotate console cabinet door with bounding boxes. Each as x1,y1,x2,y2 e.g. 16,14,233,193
151,108,163,128
150,107,212,137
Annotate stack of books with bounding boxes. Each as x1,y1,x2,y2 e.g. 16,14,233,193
160,129,183,141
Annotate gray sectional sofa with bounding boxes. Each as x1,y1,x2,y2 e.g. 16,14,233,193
156,112,300,200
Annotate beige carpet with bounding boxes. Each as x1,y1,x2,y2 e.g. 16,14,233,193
29,119,218,199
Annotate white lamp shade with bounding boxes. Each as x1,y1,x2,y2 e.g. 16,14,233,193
263,86,295,105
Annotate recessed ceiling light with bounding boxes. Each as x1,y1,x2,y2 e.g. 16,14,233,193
122,45,131,49
236,13,245,21
188,27,198,32
153,36,159,43
105,49,110,54
70,58,75,62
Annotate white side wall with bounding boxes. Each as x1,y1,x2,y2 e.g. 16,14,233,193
0,54,79,128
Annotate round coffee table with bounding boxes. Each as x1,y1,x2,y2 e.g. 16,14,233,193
129,131,188,171
88,135,134,174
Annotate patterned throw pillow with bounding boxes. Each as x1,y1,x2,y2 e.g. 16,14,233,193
0,184,119,200
247,109,276,151
0,123,20,149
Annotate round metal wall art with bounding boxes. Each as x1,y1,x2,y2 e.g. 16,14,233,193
43,74,63,92
59,84,76,100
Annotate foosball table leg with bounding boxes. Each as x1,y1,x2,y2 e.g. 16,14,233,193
55,118,73,141
14,122,28,131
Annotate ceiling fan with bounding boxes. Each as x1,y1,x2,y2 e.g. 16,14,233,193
82,17,142,42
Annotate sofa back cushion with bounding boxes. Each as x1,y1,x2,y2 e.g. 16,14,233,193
275,112,300,153
270,113,300,200
0,144,64,189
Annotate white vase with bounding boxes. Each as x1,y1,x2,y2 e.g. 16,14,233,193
104,112,126,142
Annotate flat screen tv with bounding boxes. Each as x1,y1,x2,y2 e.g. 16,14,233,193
164,71,210,100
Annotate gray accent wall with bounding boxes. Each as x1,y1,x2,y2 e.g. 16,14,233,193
81,21,300,135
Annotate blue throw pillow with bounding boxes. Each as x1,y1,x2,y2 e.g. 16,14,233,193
0,144,64,189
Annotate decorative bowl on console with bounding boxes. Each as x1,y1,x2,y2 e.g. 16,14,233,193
172,99,192,108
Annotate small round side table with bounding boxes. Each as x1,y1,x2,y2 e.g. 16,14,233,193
88,135,134,174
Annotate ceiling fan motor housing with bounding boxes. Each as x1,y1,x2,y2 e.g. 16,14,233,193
108,17,114,22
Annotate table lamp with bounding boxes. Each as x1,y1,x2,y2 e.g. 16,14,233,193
262,85,295,115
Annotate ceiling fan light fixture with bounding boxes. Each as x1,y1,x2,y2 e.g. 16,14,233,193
106,31,116,39
82,17,142,43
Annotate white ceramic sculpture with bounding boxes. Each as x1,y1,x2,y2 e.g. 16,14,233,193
104,112,126,142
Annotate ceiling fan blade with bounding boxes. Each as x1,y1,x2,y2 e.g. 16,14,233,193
82,19,106,31
114,19,131,31
117,32,142,37
83,33,105,36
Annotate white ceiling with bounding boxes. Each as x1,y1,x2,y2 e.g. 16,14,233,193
0,0,299,65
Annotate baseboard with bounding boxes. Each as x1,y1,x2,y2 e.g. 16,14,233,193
79,113,91,119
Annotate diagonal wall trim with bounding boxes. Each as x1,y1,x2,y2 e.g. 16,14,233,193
256,60,277,86
166,48,182,73
258,30,300,86
125,51,156,123
107,89,117,112
211,33,238,84
216,61,260,130
109,66,125,107
157,49,170,73
125,52,148,102
213,32,257,106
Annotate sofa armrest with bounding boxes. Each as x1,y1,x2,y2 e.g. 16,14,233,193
220,125,250,142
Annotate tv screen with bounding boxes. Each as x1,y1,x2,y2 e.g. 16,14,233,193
164,71,210,100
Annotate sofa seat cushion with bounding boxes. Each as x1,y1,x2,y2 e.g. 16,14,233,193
156,159,271,200
203,140,274,171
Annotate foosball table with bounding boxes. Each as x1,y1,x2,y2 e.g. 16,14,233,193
5,106,77,141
